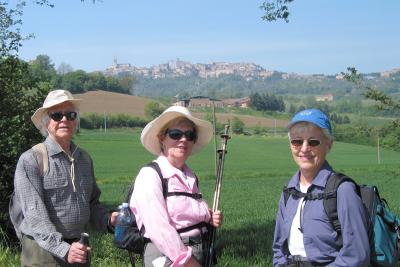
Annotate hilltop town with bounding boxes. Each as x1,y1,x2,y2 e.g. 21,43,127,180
103,58,276,79
103,58,400,81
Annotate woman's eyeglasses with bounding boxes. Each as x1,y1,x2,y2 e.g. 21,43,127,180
167,129,197,142
49,111,77,121
290,139,321,147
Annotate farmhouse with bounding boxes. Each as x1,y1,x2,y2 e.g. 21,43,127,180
223,97,251,108
315,94,333,102
173,96,223,108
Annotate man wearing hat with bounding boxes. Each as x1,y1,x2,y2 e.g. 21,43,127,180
272,109,369,267
11,90,118,266
130,105,223,267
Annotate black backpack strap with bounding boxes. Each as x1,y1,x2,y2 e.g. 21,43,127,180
146,161,168,198
176,222,208,234
125,180,136,203
323,172,359,246
166,192,203,199
125,161,167,203
283,186,307,205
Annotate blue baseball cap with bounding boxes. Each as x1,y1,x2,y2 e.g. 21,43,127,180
288,109,332,134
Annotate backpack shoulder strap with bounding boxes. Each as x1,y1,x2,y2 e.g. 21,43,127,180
282,185,307,206
125,161,168,203
323,172,359,236
32,143,48,176
146,161,168,198
10,143,47,240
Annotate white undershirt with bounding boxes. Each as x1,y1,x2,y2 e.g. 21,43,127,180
288,183,310,257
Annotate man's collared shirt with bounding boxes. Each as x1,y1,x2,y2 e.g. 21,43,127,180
14,136,109,260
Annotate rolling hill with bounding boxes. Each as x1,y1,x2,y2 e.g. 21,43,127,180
73,90,289,128
73,90,153,117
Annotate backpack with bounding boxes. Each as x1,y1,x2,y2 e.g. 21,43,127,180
283,173,400,267
113,161,207,254
9,143,49,240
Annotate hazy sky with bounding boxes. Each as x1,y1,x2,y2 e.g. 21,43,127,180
16,0,400,75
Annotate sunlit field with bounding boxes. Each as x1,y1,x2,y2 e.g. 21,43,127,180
3,129,400,266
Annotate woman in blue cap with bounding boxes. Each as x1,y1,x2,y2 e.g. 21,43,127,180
272,109,370,267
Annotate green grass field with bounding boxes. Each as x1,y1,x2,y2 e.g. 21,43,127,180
4,129,400,266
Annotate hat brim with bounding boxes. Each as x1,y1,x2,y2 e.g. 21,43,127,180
31,99,82,130
141,110,213,156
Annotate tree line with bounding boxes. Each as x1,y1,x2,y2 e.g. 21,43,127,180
30,55,134,94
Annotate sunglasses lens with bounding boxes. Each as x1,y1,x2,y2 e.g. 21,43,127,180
308,139,321,147
66,111,77,121
290,139,321,147
290,139,303,147
167,129,196,141
168,130,184,140
184,131,196,141
49,111,77,121
50,112,63,121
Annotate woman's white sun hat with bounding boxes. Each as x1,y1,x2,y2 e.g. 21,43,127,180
31,90,82,130
141,105,213,155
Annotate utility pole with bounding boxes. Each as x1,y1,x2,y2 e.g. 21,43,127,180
104,111,107,133
377,129,381,164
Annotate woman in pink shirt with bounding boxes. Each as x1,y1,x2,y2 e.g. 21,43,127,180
130,106,223,267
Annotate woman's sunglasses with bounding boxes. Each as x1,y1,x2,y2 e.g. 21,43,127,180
167,129,197,142
290,138,321,148
49,111,77,122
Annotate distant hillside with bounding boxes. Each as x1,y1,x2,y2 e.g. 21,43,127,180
104,59,400,99
73,90,153,117
132,72,400,100
73,90,289,128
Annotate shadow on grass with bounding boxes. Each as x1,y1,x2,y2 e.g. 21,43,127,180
216,219,275,262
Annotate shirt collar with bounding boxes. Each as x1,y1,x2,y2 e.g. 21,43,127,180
156,154,194,179
287,161,333,189
44,135,80,158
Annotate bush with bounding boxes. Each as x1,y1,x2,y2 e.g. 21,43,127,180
0,56,48,246
231,117,245,134
80,113,148,130
144,101,163,119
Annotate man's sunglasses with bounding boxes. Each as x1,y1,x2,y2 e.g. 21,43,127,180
290,138,321,147
49,111,78,122
167,129,197,142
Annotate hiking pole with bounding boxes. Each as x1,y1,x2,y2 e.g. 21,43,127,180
128,252,136,267
79,233,90,264
205,125,230,267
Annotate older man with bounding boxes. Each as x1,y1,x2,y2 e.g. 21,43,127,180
11,90,118,266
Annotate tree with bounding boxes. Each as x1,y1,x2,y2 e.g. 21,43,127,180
29,54,57,84
260,0,294,23
144,101,164,119
231,117,245,134
0,56,49,245
250,92,285,112
342,67,400,151
60,69,88,92
0,1,52,246
57,62,73,75
117,74,135,95
342,67,400,111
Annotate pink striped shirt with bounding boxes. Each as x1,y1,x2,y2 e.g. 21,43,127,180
129,155,211,266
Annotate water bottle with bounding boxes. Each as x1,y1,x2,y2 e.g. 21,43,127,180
114,202,133,243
